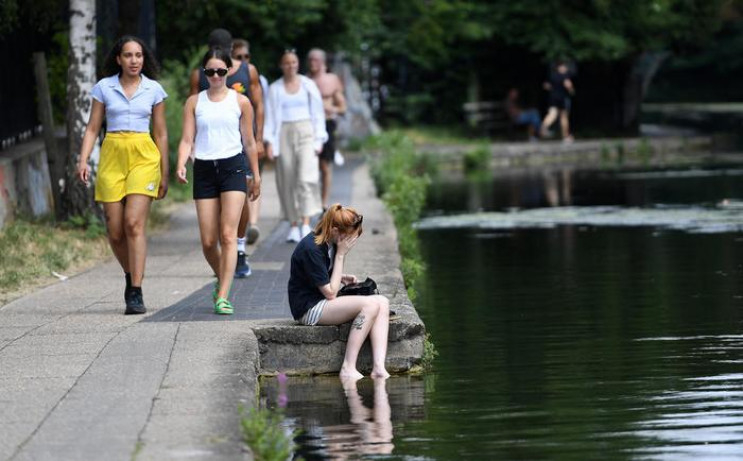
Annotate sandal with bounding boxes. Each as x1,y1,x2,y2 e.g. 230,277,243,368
214,297,234,315
212,279,233,303
212,281,219,303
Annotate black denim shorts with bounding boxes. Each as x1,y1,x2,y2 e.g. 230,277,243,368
193,153,248,199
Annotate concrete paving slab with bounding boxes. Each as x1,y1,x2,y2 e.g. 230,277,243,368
137,413,247,461
0,354,94,379
0,327,32,341
0,422,37,461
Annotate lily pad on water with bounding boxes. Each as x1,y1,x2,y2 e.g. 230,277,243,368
416,205,743,234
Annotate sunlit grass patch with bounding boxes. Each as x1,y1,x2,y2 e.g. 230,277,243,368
0,218,110,304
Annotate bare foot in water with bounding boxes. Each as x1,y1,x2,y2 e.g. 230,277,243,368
340,366,364,381
371,368,390,379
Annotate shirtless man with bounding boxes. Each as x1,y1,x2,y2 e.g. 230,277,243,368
307,48,346,211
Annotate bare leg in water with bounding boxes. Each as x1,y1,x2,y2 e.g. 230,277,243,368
319,294,391,380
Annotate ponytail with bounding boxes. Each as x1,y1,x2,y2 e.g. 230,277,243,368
313,203,363,245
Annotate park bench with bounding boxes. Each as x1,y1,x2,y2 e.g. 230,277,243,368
462,100,516,137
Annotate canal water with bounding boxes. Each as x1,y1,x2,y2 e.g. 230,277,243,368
262,162,743,460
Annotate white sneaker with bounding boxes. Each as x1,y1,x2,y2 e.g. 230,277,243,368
300,224,312,238
287,226,301,243
334,150,345,166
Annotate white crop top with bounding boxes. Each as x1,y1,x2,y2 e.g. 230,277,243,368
280,86,312,122
194,89,243,160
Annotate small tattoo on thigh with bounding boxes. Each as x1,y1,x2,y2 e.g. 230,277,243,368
352,314,365,330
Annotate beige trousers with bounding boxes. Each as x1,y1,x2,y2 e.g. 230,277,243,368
276,120,322,222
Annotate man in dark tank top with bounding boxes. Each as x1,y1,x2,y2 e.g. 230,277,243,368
231,38,268,276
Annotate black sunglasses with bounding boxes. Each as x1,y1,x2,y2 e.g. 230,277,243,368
353,214,363,228
204,67,228,77
233,53,250,60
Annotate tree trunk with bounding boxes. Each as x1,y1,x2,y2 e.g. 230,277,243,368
65,0,97,219
575,56,668,136
621,52,671,132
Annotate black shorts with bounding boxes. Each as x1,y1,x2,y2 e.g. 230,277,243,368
319,119,337,163
549,95,571,111
193,153,248,199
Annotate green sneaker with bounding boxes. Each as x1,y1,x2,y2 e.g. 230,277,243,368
214,297,234,315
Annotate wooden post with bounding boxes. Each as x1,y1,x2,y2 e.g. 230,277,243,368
32,52,62,219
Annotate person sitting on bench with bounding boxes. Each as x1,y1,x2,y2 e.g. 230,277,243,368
505,87,541,141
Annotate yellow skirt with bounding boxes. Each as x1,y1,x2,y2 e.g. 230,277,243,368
96,132,161,202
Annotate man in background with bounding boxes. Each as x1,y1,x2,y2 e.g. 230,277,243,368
308,48,346,212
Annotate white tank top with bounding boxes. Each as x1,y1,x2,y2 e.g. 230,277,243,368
280,85,311,122
194,89,243,160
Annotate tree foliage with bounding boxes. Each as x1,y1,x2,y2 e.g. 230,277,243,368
489,0,726,61
156,0,380,75
0,0,65,39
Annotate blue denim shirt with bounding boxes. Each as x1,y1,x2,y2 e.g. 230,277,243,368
91,74,167,132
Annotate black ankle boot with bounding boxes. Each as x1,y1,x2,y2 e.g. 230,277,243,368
125,286,146,315
124,272,131,298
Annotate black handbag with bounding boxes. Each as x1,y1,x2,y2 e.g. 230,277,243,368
338,277,378,296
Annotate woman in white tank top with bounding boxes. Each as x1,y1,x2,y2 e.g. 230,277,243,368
264,50,327,243
175,48,261,315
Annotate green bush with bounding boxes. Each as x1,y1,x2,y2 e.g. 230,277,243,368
463,145,491,174
421,333,439,371
636,137,654,165
366,131,431,301
240,406,299,461
158,47,204,201
66,212,106,238
366,130,435,196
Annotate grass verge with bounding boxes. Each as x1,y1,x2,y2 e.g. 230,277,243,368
0,191,189,306
365,130,432,302
0,218,110,305
366,130,439,370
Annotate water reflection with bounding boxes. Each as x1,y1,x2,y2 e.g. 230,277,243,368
629,335,743,460
407,224,743,459
428,164,743,213
464,169,575,211
260,376,425,460
318,378,394,459
542,169,573,207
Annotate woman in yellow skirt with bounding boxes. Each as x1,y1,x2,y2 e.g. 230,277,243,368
77,36,169,315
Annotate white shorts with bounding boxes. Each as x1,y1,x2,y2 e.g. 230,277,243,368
299,299,327,326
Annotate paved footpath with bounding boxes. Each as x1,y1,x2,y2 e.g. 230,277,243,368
0,159,360,461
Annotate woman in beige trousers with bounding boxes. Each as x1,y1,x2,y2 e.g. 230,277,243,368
264,49,327,243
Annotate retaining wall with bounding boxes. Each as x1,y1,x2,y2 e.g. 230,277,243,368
0,137,54,227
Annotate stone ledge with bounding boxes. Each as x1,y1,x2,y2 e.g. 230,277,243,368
252,305,425,376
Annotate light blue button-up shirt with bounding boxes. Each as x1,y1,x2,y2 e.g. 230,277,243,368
91,74,168,132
